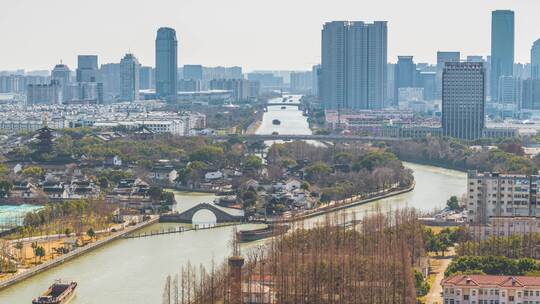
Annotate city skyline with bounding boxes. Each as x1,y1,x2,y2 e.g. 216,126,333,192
2,0,540,72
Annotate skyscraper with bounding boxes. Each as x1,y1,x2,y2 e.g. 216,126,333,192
100,63,121,102
76,55,99,82
320,21,387,110
436,51,460,99
139,66,155,90
155,27,178,102
394,56,417,106
491,10,515,101
120,53,140,101
420,72,436,101
51,63,71,103
531,39,540,80
311,64,321,97
442,62,486,140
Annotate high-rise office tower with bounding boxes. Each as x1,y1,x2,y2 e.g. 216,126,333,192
420,72,436,101
436,51,460,99
442,62,486,140
491,10,515,101
100,63,121,102
531,39,540,80
119,53,140,101
522,79,540,110
51,63,71,103
139,66,155,90
155,27,178,102
76,55,99,82
394,56,417,106
320,21,387,110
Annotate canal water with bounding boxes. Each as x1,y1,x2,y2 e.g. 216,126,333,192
256,95,311,136
0,98,467,303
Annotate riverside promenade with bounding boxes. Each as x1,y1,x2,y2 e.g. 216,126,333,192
0,216,159,290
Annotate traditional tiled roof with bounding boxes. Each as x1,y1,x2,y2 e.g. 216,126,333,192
443,275,540,288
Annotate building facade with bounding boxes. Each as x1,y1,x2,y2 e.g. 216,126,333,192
436,51,461,99
522,79,540,110
466,170,540,238
139,66,154,90
155,27,178,102
119,53,140,102
209,79,252,102
394,56,418,106
290,71,313,92
311,64,321,97
100,63,121,102
531,39,540,80
51,63,71,103
76,55,99,83
320,21,387,110
442,62,485,140
491,10,515,101
183,65,203,81
27,81,62,105
442,275,540,304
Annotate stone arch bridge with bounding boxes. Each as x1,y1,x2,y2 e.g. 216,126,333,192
159,203,245,224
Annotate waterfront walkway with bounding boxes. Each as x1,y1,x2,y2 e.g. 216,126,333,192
0,216,158,290
124,222,238,239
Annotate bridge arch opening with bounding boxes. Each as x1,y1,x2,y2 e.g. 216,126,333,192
192,209,217,227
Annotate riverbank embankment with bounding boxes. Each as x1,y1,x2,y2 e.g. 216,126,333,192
269,182,416,224
0,216,159,291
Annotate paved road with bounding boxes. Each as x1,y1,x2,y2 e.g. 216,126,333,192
425,247,455,304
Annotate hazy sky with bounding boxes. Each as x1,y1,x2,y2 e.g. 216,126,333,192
2,0,539,72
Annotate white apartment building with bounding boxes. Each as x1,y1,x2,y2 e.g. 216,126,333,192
467,171,540,239
467,171,539,223
442,275,540,304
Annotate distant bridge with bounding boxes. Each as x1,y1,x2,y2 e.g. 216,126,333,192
265,103,300,107
205,134,407,143
159,203,245,224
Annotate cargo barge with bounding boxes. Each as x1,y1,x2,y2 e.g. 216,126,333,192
237,225,289,242
32,281,77,304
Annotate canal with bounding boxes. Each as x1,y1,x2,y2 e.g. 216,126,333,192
0,96,467,303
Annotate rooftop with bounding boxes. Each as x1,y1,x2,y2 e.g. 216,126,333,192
443,275,540,288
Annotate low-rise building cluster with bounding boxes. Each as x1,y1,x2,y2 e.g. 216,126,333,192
0,101,205,135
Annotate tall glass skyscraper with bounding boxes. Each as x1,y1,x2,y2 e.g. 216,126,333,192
531,39,540,80
320,21,387,110
51,63,71,103
491,10,515,101
155,27,178,102
120,53,140,102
